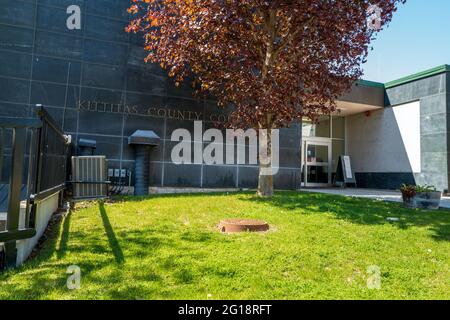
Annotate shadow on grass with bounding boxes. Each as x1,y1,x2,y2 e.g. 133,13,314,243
110,191,249,203
241,191,450,242
0,202,179,299
98,202,125,264
56,210,71,259
110,190,450,242
0,209,69,299
3,190,447,299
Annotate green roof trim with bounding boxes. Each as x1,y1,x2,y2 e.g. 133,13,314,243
357,79,385,89
384,64,450,89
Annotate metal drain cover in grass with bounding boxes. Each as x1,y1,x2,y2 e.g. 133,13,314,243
219,219,269,233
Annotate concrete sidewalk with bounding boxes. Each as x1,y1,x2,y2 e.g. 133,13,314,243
302,188,450,209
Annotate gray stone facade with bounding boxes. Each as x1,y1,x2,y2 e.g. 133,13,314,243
0,1,449,191
386,73,448,191
0,0,302,190
348,71,450,191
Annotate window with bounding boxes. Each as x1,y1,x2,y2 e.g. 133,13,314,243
331,116,345,173
302,116,331,138
332,140,345,172
302,116,345,173
332,116,345,140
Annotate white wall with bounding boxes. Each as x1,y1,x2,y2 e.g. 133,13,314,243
392,102,421,173
15,193,59,266
346,101,421,173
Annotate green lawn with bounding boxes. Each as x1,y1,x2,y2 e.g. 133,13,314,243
0,192,449,300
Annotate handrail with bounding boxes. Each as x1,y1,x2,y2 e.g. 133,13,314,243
35,105,65,138
69,180,111,184
30,183,66,203
0,105,69,269
0,229,36,243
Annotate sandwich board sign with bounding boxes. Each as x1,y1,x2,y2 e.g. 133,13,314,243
334,155,357,187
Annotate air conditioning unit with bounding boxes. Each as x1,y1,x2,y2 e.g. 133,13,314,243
71,156,109,200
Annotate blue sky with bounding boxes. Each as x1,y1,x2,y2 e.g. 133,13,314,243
362,0,450,83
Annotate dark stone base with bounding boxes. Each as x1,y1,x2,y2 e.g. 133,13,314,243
355,173,416,190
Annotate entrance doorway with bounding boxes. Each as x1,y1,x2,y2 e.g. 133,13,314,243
301,138,332,187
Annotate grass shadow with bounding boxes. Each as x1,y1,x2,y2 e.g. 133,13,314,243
111,191,249,203
98,201,125,264
56,210,72,259
242,191,450,242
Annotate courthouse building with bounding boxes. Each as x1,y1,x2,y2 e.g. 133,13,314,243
0,1,449,191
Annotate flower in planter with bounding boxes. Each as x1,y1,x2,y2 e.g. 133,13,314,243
400,184,441,210
400,184,416,201
415,185,437,193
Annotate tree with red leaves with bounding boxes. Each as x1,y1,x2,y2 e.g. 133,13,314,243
127,0,405,196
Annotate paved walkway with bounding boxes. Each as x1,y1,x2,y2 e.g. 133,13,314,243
302,188,450,209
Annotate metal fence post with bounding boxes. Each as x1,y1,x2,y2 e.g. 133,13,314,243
0,128,4,183
5,127,26,268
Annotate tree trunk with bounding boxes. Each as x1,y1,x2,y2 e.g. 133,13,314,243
257,10,276,197
257,129,274,197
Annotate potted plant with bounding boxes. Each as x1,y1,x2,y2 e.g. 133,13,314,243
400,184,442,210
400,184,416,208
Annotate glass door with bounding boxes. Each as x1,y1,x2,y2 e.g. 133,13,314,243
302,139,332,187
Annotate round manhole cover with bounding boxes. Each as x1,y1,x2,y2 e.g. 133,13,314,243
219,219,270,233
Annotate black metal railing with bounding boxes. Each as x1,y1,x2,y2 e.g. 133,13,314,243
0,105,69,269
32,106,68,202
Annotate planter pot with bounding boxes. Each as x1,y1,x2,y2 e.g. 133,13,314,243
403,191,442,210
402,196,415,209
414,191,442,210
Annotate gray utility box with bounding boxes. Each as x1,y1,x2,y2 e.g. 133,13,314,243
71,156,109,200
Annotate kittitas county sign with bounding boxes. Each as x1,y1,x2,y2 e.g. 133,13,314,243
78,100,228,122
